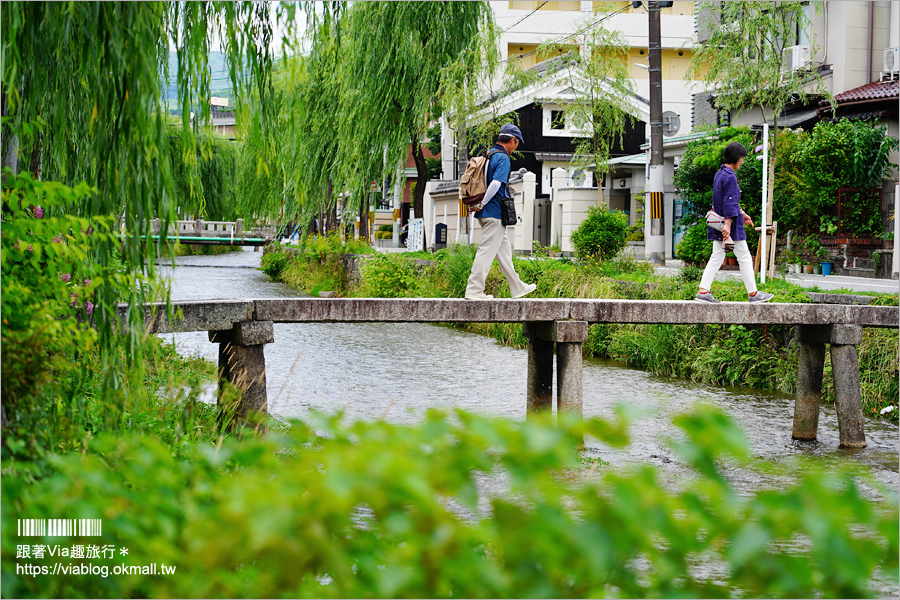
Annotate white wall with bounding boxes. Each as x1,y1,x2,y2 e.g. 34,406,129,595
424,171,537,252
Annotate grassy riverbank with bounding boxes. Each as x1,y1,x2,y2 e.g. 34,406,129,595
171,242,245,257
262,238,899,421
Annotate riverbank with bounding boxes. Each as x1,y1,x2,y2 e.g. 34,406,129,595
262,239,899,421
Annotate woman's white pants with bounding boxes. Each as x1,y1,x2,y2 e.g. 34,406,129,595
699,239,758,294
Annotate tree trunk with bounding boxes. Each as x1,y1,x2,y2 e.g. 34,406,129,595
358,196,369,241
1,92,18,178
325,178,337,233
411,133,429,248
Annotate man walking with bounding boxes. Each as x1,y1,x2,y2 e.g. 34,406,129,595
464,123,537,300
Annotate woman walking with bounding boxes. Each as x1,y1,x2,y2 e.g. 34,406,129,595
696,141,773,304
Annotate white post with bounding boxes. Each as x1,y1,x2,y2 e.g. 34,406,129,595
551,167,567,248
424,181,436,250
893,182,899,279
760,122,769,284
522,170,537,253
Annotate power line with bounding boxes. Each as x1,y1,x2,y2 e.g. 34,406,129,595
501,4,631,65
503,1,549,32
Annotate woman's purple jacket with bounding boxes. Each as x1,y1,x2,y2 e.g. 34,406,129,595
707,164,746,242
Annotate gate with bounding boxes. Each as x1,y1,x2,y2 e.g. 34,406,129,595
533,196,551,248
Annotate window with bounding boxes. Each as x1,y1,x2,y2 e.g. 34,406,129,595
550,110,566,130
795,1,811,46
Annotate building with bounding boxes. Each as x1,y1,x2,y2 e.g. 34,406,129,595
438,1,708,253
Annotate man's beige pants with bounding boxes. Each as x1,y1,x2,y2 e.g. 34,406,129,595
465,218,529,297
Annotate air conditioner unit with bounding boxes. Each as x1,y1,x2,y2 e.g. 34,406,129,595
782,45,811,72
884,47,900,75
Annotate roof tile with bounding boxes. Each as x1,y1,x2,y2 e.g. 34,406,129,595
829,79,899,104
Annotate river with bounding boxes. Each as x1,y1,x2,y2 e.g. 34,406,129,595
157,249,898,489
157,247,898,595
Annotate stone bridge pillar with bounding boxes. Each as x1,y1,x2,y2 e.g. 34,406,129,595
523,321,589,449
793,324,865,448
209,321,274,433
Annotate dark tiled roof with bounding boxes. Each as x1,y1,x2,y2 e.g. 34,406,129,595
825,79,899,105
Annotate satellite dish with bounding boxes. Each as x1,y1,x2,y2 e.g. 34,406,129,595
662,111,681,137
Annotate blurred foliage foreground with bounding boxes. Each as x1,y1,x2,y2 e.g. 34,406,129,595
3,407,898,599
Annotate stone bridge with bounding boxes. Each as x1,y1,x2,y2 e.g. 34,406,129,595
121,298,899,447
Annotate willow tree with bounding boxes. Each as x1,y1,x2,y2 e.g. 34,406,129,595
505,7,635,195
293,13,345,234
335,2,497,230
686,1,832,231
1,2,291,419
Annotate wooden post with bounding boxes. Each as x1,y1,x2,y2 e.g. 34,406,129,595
754,221,777,280
209,321,274,433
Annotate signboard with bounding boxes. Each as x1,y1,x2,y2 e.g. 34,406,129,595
408,218,424,251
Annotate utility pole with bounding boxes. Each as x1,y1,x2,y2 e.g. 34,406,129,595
644,0,668,264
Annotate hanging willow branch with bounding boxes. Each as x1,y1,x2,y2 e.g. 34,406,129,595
1,1,291,414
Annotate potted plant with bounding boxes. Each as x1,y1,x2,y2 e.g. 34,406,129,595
778,247,800,273
817,245,833,275
802,237,821,274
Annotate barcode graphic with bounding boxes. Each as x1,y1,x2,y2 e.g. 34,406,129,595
18,519,102,537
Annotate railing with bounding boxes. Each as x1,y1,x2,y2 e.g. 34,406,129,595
148,219,277,245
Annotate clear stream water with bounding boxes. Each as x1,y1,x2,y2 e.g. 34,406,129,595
157,248,899,593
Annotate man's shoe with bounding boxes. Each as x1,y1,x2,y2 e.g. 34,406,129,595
465,293,494,300
512,283,537,299
695,291,721,303
749,291,774,303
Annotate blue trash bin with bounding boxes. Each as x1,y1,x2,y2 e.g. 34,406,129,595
821,261,833,276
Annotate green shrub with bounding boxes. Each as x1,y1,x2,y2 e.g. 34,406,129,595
569,205,628,261
3,408,896,599
625,224,644,242
357,253,420,297
378,224,393,233
676,220,713,265
679,264,702,283
259,251,289,281
1,171,116,455
789,120,899,236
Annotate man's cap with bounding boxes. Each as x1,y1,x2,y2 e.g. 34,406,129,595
499,123,524,145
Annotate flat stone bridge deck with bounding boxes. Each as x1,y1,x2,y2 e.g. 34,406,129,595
124,298,899,447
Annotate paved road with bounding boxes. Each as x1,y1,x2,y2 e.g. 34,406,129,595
657,263,899,295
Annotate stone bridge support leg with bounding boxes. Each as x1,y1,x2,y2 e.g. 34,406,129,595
209,321,274,433
829,325,866,448
525,336,553,416
523,321,588,448
794,325,865,448
793,329,825,441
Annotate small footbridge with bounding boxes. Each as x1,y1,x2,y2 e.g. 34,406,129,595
148,218,277,247
121,298,899,448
